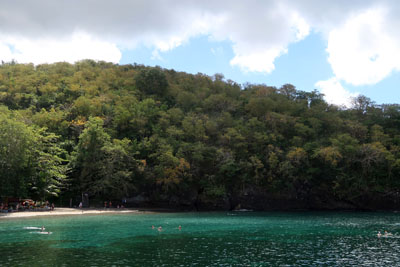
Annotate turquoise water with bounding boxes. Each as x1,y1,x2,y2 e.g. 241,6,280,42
1,212,400,266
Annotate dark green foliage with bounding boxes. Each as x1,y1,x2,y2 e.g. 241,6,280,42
0,61,400,209
0,106,67,199
135,67,168,96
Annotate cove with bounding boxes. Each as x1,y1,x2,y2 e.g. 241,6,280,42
0,211,399,266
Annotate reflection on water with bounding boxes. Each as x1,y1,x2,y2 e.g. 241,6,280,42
1,212,400,266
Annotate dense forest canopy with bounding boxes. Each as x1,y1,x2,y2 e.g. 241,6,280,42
0,60,399,210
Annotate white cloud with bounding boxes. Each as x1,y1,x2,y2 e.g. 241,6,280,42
0,32,121,64
326,7,400,86
230,48,285,73
209,3,310,73
315,78,359,107
0,43,13,62
0,0,311,72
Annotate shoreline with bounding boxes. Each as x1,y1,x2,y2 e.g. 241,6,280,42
0,208,147,219
2,207,398,219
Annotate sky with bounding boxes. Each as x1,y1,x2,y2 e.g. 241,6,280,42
1,0,400,106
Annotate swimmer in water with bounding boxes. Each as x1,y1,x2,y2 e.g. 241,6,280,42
377,231,382,238
41,226,45,232
178,225,182,231
152,225,155,229
158,226,162,232
384,230,392,237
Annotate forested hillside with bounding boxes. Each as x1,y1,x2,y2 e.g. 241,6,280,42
1,60,400,210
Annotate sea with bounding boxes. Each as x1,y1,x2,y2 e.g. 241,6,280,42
1,211,399,266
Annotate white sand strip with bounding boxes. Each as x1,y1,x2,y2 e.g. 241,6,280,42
0,208,142,218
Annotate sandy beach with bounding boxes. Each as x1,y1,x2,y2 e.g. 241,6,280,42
0,208,143,218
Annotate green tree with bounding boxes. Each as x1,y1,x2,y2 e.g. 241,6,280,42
135,67,168,96
30,129,68,200
0,107,67,198
70,117,140,199
0,108,36,196
70,117,111,195
95,138,140,199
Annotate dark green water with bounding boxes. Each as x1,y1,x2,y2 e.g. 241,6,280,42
1,212,400,266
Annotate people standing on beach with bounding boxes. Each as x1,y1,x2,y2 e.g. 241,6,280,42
79,202,82,209
109,201,112,208
51,203,54,211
